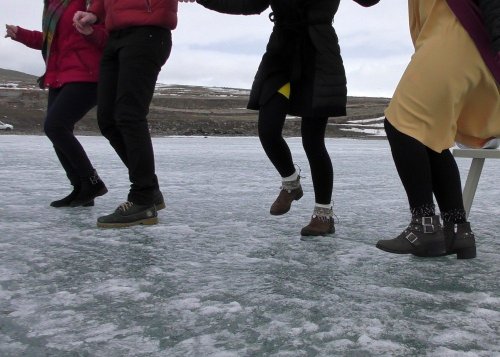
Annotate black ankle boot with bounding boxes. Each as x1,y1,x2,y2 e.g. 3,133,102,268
50,186,80,207
443,222,477,259
70,171,108,207
376,215,447,257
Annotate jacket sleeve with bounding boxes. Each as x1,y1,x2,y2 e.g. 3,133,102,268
196,0,269,15
87,0,106,24
352,0,380,7
83,23,108,50
478,0,500,52
13,27,44,51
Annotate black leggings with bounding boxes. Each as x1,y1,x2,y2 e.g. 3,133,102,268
258,93,333,205
384,118,464,213
45,83,97,184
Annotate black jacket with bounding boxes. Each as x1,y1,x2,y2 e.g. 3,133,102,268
197,0,379,117
478,0,500,52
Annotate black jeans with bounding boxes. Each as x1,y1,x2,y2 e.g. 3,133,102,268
97,26,172,205
45,82,97,184
258,93,333,205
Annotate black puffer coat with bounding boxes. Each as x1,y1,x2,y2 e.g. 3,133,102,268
197,0,379,117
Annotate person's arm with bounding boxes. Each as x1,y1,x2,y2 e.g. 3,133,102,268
352,0,380,7
5,25,44,50
194,0,270,16
81,23,108,50
86,0,106,24
478,0,500,53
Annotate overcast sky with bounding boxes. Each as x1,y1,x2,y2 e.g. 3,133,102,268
0,1,412,97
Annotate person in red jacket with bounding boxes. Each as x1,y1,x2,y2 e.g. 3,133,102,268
5,0,108,208
73,0,177,228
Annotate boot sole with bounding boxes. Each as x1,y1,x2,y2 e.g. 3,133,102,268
376,243,447,257
97,216,159,228
375,243,412,255
300,227,335,238
155,202,166,211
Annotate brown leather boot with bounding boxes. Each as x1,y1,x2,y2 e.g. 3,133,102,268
376,215,446,257
270,178,303,215
300,206,335,237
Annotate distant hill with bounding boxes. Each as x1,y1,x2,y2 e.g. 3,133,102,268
0,68,389,137
0,68,38,87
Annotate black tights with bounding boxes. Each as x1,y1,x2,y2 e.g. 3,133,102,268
384,119,466,222
258,93,333,205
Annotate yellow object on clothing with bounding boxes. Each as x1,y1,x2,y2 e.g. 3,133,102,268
278,82,291,99
385,0,500,152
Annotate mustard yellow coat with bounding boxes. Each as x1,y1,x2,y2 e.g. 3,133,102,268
385,0,500,152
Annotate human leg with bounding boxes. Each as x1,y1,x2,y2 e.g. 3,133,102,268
375,119,446,256
427,148,476,259
97,37,129,165
299,116,334,237
97,27,171,228
44,84,107,207
258,92,303,215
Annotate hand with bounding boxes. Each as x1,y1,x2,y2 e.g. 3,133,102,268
5,24,18,39
74,21,94,35
73,11,97,26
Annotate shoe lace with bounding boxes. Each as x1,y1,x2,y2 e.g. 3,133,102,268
117,201,134,212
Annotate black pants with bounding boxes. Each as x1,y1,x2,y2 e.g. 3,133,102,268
45,82,97,185
258,93,333,205
384,119,464,213
97,26,172,205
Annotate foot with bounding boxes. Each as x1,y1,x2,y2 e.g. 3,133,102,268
270,178,303,215
97,201,158,228
153,191,166,211
300,206,335,238
50,188,79,207
376,215,446,257
71,171,108,207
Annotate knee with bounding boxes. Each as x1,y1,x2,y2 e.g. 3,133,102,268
43,119,63,140
258,121,281,144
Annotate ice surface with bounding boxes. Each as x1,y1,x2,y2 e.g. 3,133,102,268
0,135,499,356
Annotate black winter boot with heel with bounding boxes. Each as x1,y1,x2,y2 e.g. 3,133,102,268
376,215,447,257
443,221,476,259
70,171,108,207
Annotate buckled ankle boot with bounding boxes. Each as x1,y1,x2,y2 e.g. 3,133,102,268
270,177,303,215
300,206,335,238
376,215,446,257
70,171,108,207
443,222,477,259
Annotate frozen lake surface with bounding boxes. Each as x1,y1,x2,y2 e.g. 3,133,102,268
0,135,499,356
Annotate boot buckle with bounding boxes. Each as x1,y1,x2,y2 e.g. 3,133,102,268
422,216,435,233
405,232,419,245
423,224,435,234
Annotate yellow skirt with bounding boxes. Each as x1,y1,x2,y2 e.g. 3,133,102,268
385,0,500,152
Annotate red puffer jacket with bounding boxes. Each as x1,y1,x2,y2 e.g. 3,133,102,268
14,0,107,88
88,0,178,31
